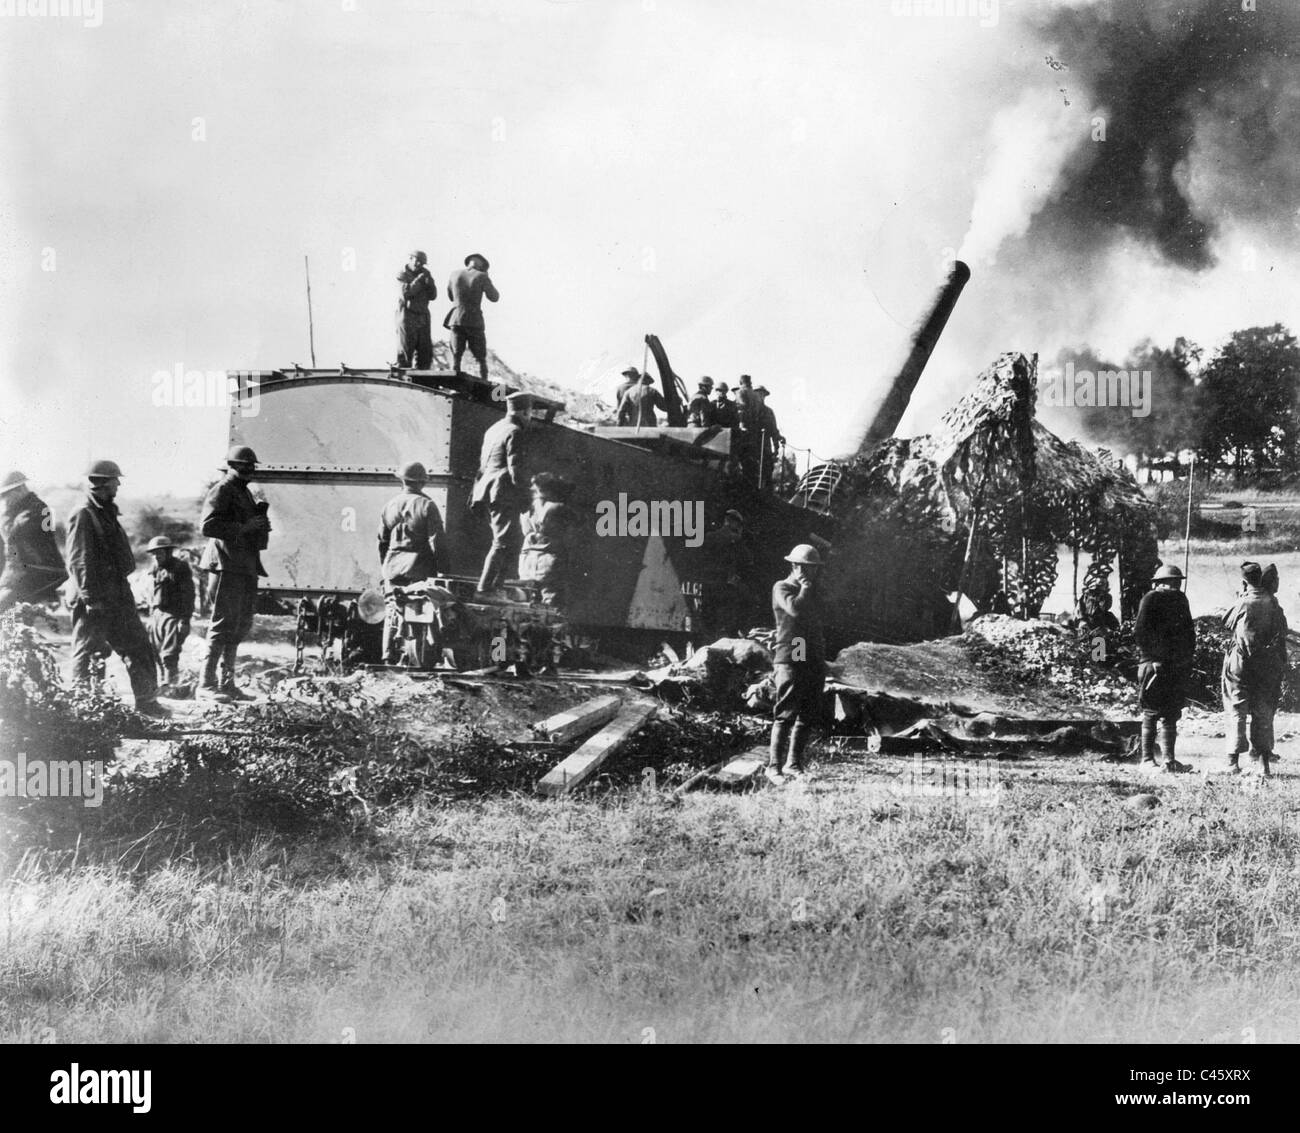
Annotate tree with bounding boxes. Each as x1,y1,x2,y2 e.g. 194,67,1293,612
1196,325,1300,477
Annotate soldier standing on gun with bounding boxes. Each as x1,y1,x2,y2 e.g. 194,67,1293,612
1133,563,1196,773
0,470,67,613
471,391,532,593
144,535,194,693
1221,560,1287,777
767,543,827,786
199,445,269,702
687,377,715,427
447,252,499,381
66,460,168,718
396,250,438,370
377,461,449,661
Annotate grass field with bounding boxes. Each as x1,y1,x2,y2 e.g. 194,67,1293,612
4,744,1299,1044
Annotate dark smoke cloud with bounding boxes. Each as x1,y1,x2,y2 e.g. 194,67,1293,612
1030,0,1300,269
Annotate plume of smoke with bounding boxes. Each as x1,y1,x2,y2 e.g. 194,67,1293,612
958,91,1085,268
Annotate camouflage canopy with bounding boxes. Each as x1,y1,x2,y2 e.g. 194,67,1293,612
823,352,1158,643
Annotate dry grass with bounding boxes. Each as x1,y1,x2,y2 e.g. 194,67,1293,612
4,759,1300,1044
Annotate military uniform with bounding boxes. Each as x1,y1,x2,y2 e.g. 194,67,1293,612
698,520,752,637
687,391,715,428
471,413,527,590
0,487,66,612
200,471,266,691
769,557,827,777
617,382,667,427
1134,581,1196,767
519,499,577,606
66,494,159,706
1222,579,1287,769
711,394,737,429
146,555,195,684
396,265,438,369
447,260,500,380
378,489,448,586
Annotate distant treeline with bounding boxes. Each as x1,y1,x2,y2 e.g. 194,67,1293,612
1045,324,1300,482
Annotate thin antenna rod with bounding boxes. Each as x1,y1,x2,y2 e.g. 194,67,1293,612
304,255,317,367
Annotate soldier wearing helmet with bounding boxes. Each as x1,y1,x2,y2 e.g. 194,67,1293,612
687,377,716,428
1133,562,1196,772
766,542,829,785
0,470,67,613
377,461,450,661
143,534,195,691
198,445,269,701
1221,560,1287,777
396,250,438,370
710,382,737,429
65,460,168,717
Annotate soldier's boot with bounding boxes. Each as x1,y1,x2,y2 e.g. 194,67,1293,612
1227,713,1247,774
766,720,792,785
1161,720,1190,773
787,722,813,777
200,647,231,702
476,549,507,594
1139,718,1158,766
220,645,256,701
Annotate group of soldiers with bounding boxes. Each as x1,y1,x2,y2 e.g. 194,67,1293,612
1133,561,1287,777
396,250,499,379
0,448,270,717
613,371,785,487
376,390,578,634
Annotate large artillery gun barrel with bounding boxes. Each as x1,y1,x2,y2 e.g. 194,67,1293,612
856,260,971,454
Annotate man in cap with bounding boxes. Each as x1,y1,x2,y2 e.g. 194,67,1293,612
471,391,532,593
710,382,737,429
396,250,438,370
0,470,67,613
446,253,500,382
767,543,827,785
199,445,269,701
618,373,667,428
378,461,449,660
66,460,168,717
1133,563,1196,772
143,535,195,692
1221,560,1287,777
687,377,716,428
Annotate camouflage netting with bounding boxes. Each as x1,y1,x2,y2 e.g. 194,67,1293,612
823,352,1159,646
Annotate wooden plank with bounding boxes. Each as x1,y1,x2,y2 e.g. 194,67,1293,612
537,704,656,797
711,747,768,786
533,694,622,743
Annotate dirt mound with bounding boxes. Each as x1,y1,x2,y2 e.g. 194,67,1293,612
830,614,1133,719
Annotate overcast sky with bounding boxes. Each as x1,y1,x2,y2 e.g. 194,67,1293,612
3,0,1298,494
